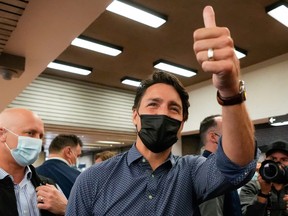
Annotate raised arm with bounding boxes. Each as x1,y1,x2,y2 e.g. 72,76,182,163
193,6,255,166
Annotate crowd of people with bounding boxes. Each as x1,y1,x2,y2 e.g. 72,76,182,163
0,5,286,216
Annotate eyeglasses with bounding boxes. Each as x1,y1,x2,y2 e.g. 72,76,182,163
209,131,221,137
213,132,221,137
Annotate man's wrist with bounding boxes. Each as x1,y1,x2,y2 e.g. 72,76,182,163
257,190,271,198
217,80,246,106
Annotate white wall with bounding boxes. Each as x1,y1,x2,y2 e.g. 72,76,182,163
183,52,288,133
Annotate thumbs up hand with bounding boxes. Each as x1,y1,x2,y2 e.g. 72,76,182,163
193,6,240,97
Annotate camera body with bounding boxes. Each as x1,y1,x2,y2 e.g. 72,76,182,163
259,160,288,184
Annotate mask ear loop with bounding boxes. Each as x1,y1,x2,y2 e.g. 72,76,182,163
71,149,77,161
3,127,19,137
2,127,18,150
67,147,77,166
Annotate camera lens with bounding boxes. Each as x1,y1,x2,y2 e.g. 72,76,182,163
262,162,278,180
259,160,288,184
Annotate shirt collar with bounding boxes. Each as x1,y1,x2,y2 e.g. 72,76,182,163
47,157,70,165
0,167,9,180
127,143,143,166
0,166,32,181
202,150,212,158
127,143,176,168
26,165,32,180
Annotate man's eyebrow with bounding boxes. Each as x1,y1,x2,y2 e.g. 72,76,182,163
145,97,182,109
145,97,162,103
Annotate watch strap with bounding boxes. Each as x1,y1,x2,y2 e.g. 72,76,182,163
257,190,271,198
217,80,246,106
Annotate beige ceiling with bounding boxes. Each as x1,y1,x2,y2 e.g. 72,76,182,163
0,0,288,153
43,0,288,91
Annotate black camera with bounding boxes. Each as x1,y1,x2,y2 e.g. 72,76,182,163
259,160,288,184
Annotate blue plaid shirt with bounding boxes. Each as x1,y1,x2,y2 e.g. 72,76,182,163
66,140,257,216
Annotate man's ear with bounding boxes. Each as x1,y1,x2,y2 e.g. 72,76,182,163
0,127,4,135
0,127,7,142
209,132,218,144
62,146,71,157
132,109,138,126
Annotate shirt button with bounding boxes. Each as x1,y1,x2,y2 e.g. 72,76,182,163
142,158,146,163
148,195,153,199
151,174,154,178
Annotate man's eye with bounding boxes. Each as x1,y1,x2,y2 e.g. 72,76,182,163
171,107,180,113
26,131,34,136
148,103,157,107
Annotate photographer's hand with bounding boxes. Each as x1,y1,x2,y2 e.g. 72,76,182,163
257,175,272,203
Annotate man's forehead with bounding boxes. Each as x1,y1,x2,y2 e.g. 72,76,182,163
268,151,288,157
143,83,181,100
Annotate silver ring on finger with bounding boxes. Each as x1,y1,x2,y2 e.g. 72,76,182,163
207,48,214,61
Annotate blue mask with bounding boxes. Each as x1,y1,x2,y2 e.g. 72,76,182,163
4,128,42,167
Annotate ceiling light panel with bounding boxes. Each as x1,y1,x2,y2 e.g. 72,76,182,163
266,1,288,27
106,0,167,28
47,60,92,75
234,47,247,59
71,36,123,56
153,60,197,77
121,76,141,87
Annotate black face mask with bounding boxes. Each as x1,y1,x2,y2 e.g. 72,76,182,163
138,114,182,153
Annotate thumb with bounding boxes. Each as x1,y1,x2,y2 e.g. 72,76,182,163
203,6,216,28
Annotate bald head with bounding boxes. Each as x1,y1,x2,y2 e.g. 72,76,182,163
0,107,44,138
0,107,44,175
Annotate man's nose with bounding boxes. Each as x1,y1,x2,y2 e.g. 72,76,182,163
157,106,170,116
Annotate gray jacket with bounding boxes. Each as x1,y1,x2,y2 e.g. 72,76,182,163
240,180,288,216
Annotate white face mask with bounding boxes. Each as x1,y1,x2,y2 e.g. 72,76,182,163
70,149,79,169
4,128,42,167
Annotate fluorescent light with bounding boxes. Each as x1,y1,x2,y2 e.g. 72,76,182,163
71,36,123,56
96,141,124,145
106,0,167,28
153,60,197,77
47,61,92,75
266,1,288,28
269,114,288,126
121,76,141,87
234,47,247,59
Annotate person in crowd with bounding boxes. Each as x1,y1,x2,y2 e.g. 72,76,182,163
0,107,67,216
36,134,83,198
199,114,242,216
94,150,117,163
240,140,288,216
66,6,257,215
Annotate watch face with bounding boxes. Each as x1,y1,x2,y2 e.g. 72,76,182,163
239,80,245,93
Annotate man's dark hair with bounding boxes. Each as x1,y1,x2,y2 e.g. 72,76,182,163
48,134,83,153
132,71,190,121
199,114,221,146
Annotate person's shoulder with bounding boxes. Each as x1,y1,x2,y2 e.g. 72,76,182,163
240,179,259,192
95,152,124,168
171,154,207,171
174,154,206,164
36,159,66,170
75,153,125,188
82,152,124,175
